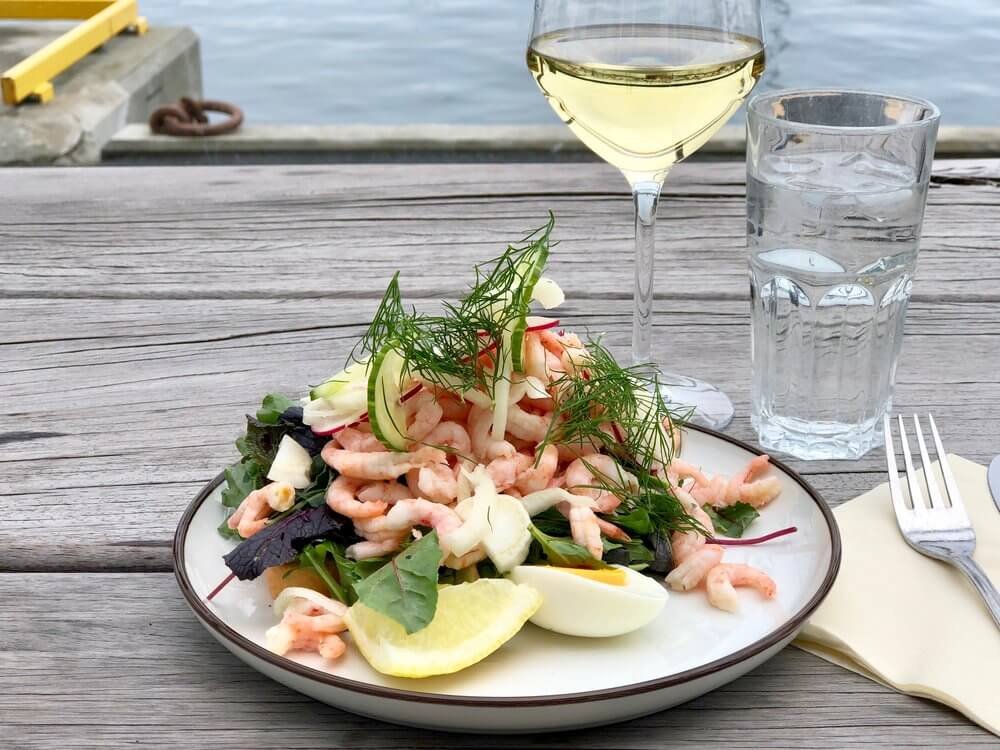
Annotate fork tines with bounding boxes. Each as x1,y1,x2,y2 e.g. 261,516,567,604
884,413,970,525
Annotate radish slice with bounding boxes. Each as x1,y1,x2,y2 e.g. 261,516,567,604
273,586,348,617
525,317,560,332
310,415,364,436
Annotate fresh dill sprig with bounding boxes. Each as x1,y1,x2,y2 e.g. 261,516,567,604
539,337,698,535
454,213,556,393
350,216,556,397
351,272,409,364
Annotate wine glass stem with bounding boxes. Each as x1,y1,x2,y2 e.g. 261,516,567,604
630,180,663,367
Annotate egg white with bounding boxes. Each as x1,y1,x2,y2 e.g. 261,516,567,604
507,565,668,638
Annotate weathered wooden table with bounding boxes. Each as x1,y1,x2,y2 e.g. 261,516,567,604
3,160,999,748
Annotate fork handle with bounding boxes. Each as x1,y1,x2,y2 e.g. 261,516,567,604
953,555,1000,632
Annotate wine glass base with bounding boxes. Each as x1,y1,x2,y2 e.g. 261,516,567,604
656,372,734,431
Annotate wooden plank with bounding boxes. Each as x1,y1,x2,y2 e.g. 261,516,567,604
0,572,993,748
1,161,999,301
2,295,997,570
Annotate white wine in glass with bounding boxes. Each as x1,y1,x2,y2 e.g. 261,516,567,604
527,5,765,428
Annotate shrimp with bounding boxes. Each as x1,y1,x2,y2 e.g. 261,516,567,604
556,441,592,463
665,544,724,591
687,454,781,510
468,405,516,460
705,563,777,613
422,420,472,455
537,329,588,374
356,480,411,505
335,427,386,453
669,487,716,564
514,444,559,494
565,454,637,513
326,475,387,519
352,513,392,535
668,459,712,487
265,597,348,661
486,452,533,492
739,476,782,508
523,334,551,384
384,498,483,557
322,444,445,480
437,392,472,424
594,516,631,542
568,505,603,560
228,481,295,538
417,462,459,502
505,403,552,443
347,535,407,560
405,390,443,442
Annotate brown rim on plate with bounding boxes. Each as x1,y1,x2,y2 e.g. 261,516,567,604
173,423,842,707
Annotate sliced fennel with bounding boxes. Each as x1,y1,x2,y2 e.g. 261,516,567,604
302,360,370,434
454,467,532,573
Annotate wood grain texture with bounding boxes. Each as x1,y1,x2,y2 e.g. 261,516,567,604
1,161,999,301
0,573,995,749
3,161,999,745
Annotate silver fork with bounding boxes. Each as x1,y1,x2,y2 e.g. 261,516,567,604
884,414,1000,631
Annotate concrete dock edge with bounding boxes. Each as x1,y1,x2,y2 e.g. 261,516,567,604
101,124,1000,165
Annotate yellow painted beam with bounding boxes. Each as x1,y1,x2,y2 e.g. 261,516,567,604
1,0,143,104
0,1,114,20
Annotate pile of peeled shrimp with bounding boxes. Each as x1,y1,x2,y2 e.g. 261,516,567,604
230,326,785,624
665,456,781,612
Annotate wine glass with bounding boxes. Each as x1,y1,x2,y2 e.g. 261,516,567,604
526,0,765,428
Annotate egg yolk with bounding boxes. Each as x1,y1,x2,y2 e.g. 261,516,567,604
550,567,628,586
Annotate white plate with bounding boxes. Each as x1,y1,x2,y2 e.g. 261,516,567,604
174,425,840,733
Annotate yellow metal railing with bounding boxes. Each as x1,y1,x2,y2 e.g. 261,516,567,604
0,0,147,104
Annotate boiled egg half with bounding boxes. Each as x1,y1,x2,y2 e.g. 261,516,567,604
507,565,668,637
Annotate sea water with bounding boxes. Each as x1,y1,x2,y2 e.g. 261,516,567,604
747,151,926,459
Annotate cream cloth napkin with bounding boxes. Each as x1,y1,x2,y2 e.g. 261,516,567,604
794,455,1000,735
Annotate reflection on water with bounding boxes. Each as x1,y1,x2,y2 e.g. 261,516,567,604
143,0,1000,124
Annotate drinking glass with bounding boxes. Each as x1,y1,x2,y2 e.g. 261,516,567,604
746,89,940,460
526,0,765,428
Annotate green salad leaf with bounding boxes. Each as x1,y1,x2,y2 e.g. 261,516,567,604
704,502,759,538
353,532,443,634
298,541,348,603
298,456,333,508
299,540,393,605
221,461,262,508
608,507,653,535
256,393,296,424
528,524,609,570
218,460,266,539
603,537,655,570
236,416,286,469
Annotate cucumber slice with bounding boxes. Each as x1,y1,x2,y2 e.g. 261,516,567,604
367,345,410,451
310,360,368,400
510,244,549,372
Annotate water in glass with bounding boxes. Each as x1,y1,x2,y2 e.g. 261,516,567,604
748,149,925,459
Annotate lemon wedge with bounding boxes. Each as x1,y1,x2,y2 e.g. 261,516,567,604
344,579,541,678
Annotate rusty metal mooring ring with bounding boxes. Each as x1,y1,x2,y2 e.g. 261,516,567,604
149,97,243,137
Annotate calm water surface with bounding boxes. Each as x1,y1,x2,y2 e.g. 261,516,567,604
144,0,1000,125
